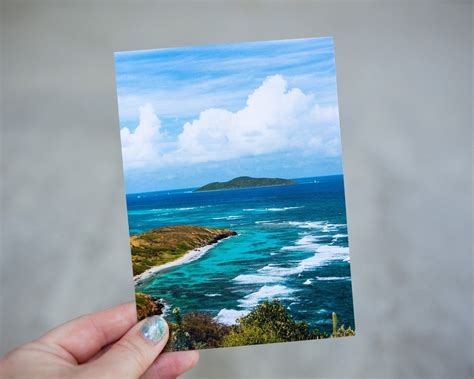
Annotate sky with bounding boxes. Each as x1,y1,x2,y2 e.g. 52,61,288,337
114,37,344,194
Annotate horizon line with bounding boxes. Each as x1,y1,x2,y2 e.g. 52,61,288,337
125,173,344,196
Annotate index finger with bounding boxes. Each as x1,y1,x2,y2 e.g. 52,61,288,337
39,302,137,363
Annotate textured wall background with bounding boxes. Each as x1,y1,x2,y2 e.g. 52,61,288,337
1,1,472,378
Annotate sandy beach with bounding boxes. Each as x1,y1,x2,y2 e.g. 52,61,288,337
133,236,232,285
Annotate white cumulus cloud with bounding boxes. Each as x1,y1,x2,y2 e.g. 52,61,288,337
120,103,162,169
165,74,340,164
120,75,341,169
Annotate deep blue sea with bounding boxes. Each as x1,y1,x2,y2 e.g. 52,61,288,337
129,175,355,334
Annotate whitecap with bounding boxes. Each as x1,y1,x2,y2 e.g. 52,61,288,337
258,245,350,277
322,223,346,232
267,206,304,212
316,276,351,281
297,245,350,270
245,206,303,212
238,285,295,308
288,221,326,229
233,274,281,284
212,215,242,220
281,234,323,251
205,293,222,297
215,309,250,325
303,279,312,285
258,264,301,276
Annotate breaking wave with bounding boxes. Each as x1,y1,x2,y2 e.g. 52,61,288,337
238,285,296,308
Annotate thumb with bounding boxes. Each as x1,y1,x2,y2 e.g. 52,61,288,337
88,315,169,378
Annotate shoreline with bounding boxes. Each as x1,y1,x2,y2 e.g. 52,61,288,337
134,235,234,285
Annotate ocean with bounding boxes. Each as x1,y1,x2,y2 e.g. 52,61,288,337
129,175,355,334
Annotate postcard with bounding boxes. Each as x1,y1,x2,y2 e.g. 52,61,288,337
114,37,355,351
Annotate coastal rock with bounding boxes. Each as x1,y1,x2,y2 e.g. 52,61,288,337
135,293,165,320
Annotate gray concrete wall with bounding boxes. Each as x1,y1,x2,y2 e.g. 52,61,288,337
1,1,472,378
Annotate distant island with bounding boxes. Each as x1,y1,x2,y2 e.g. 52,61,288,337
131,225,236,282
193,176,296,192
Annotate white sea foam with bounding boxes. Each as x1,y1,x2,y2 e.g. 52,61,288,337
316,276,351,281
158,301,171,317
288,221,326,229
297,245,350,270
245,206,303,212
281,234,322,251
259,245,350,277
215,309,250,325
205,293,222,297
322,223,346,232
233,274,281,284
212,215,242,220
258,264,301,276
238,285,295,308
176,207,196,211
284,221,347,232
267,206,304,212
303,279,312,285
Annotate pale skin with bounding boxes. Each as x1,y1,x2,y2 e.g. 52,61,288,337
0,302,199,379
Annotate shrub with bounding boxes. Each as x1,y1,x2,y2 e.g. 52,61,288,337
182,312,231,349
166,307,193,351
164,300,353,351
222,300,322,347
166,308,230,350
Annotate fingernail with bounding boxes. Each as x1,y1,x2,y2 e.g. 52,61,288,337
140,315,167,344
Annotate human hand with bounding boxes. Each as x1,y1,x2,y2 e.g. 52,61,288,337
0,302,199,379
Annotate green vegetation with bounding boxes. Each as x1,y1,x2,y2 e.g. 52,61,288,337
130,225,237,276
166,308,231,351
152,300,355,351
221,300,324,347
193,176,296,192
331,311,355,337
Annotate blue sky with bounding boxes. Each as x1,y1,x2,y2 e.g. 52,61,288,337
115,37,343,193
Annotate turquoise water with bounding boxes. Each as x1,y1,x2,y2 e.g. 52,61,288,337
129,175,355,334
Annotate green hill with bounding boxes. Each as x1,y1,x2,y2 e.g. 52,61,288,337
193,176,296,192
